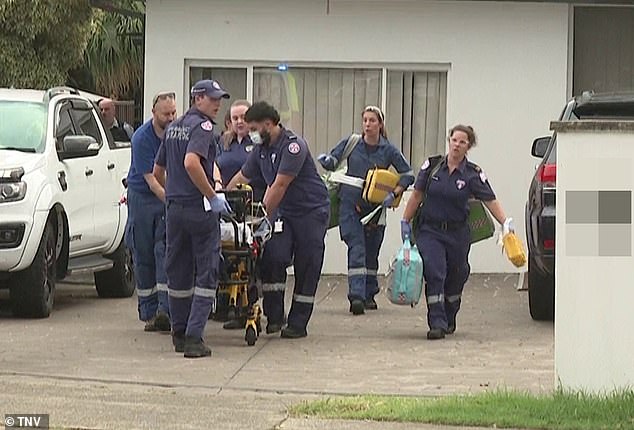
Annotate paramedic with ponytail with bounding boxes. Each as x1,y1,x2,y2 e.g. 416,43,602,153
401,124,513,340
215,99,267,201
317,106,414,315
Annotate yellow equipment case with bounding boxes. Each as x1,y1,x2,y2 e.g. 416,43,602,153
362,168,402,208
502,231,527,267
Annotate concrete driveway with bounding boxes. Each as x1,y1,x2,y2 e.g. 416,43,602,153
0,273,553,429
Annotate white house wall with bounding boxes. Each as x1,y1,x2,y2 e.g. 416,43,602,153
145,0,569,274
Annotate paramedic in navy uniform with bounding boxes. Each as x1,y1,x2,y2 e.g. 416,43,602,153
153,79,232,358
317,105,414,315
215,99,267,201
125,91,176,333
401,124,513,340
227,101,329,339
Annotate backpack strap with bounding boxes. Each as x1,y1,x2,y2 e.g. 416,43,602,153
423,155,445,198
335,133,361,170
411,155,445,235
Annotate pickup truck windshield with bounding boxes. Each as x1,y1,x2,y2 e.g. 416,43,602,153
0,101,47,153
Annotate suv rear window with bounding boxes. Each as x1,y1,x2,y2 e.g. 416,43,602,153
0,101,47,153
548,98,634,164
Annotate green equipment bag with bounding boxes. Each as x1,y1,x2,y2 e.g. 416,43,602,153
411,155,495,244
321,133,361,229
467,199,495,244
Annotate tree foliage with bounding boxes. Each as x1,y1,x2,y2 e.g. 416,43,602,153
0,0,93,89
84,0,144,99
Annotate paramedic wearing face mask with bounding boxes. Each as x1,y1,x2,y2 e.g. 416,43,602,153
317,106,414,315
153,79,233,358
227,101,329,339
401,125,513,340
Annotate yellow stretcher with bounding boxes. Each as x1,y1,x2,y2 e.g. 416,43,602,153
217,187,268,346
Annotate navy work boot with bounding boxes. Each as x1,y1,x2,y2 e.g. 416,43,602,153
281,326,307,339
427,328,446,340
446,315,457,334
349,299,365,315
364,297,378,310
266,323,283,334
145,311,171,332
172,331,185,353
183,336,211,358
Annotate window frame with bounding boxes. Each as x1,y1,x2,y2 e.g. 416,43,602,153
54,98,103,159
68,99,104,150
185,60,450,164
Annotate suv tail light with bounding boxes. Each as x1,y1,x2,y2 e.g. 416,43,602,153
537,163,556,186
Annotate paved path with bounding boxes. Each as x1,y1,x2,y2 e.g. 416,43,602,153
0,273,552,429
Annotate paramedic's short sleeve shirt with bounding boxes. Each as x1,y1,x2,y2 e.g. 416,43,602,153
277,139,307,177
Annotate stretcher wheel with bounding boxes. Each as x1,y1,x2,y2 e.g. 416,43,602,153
245,326,257,346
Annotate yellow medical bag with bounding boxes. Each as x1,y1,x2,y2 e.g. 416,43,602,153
502,232,527,268
363,168,402,208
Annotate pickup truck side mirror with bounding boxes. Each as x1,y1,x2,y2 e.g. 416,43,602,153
59,135,99,160
531,136,551,158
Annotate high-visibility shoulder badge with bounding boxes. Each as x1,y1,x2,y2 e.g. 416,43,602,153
245,144,254,152
288,142,301,154
201,120,213,131
421,159,430,171
479,171,488,183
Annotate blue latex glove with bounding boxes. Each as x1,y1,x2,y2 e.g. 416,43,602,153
208,193,233,215
382,191,396,207
400,219,412,243
254,219,272,240
317,153,335,171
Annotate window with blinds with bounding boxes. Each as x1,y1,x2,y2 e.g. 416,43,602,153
253,67,381,157
189,65,447,168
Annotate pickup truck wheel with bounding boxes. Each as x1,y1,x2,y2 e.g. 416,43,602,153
528,254,555,321
10,218,56,318
94,242,135,298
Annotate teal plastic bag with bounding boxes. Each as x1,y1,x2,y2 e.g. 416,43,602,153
386,239,424,307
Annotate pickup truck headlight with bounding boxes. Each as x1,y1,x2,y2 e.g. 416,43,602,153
0,182,27,203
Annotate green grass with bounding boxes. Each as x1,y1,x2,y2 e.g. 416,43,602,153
290,389,634,430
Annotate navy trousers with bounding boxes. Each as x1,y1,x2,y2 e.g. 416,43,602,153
339,199,386,303
165,200,220,339
125,189,169,321
415,223,471,331
260,207,328,331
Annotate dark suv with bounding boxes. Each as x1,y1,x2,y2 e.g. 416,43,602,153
525,91,634,321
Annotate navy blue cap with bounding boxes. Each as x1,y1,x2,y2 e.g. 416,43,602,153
190,79,230,99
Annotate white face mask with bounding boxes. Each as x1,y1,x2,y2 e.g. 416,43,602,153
249,131,262,145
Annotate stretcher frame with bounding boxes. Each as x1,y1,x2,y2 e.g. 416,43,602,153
218,187,270,346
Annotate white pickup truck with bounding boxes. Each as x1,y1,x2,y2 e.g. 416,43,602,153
0,87,134,318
